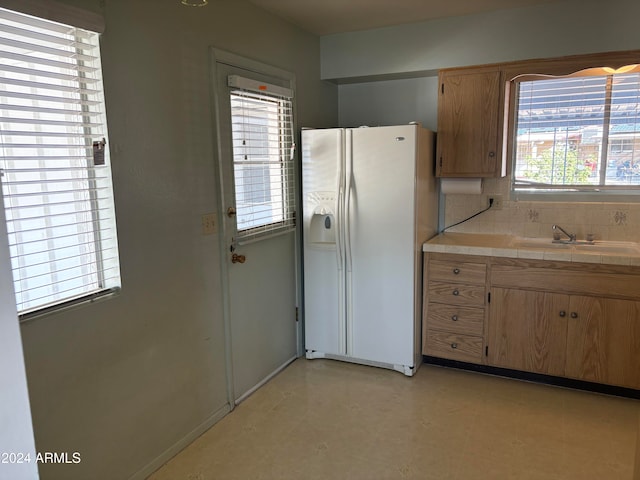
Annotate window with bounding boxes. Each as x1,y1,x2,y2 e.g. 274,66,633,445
513,67,640,193
228,76,295,241
0,7,120,315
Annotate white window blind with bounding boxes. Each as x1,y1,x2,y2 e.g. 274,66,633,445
0,7,120,315
229,82,295,242
514,70,640,191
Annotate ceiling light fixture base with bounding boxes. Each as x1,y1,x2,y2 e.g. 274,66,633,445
181,0,208,6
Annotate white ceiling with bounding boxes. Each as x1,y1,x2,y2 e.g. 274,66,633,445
247,0,568,35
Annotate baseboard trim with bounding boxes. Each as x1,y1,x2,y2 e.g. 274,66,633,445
423,356,640,399
234,355,297,405
128,402,232,480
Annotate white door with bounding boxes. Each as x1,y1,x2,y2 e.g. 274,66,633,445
214,57,298,403
347,126,417,367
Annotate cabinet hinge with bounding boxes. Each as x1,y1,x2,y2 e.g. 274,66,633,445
295,307,299,322
439,156,443,167
485,346,488,357
488,292,491,303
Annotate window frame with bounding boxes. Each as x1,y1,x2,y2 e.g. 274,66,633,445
501,50,640,202
0,5,120,319
227,77,296,244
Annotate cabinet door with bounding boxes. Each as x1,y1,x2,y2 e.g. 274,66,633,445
488,288,569,376
565,296,640,389
436,70,501,177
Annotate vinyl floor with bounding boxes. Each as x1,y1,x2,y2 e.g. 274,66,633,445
148,358,639,480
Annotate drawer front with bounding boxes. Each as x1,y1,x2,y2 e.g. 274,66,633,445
424,330,483,364
426,303,484,336
492,264,640,301
429,260,486,285
427,281,486,306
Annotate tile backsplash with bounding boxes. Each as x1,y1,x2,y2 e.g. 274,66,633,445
443,177,640,242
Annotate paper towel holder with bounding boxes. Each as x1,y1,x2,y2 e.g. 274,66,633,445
440,178,483,195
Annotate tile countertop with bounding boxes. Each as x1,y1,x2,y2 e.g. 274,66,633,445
423,232,640,267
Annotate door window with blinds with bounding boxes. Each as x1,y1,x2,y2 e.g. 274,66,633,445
0,7,120,315
228,75,295,241
513,66,640,193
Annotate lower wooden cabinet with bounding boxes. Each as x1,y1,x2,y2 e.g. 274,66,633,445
425,330,483,363
423,253,487,365
565,296,640,389
424,252,640,390
487,288,568,377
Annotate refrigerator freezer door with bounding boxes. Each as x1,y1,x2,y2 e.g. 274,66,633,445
302,129,346,357
347,125,417,367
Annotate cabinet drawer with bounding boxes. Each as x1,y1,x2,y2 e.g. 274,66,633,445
429,260,486,285
426,303,484,336
492,264,640,301
427,281,486,306
424,330,483,364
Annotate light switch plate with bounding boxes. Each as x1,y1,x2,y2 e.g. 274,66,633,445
201,213,217,235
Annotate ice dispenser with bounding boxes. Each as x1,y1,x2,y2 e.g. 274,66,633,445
309,206,335,245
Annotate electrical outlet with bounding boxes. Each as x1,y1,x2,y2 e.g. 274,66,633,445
201,213,217,235
489,194,503,210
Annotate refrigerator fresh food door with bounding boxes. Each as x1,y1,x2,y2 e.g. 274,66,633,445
302,128,347,357
346,125,417,367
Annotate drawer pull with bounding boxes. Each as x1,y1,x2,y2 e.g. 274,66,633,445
453,268,460,275
451,343,458,349
571,312,578,319
452,289,459,296
559,311,566,317
451,315,459,321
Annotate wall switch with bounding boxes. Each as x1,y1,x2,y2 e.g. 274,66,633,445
201,213,217,235
489,194,503,210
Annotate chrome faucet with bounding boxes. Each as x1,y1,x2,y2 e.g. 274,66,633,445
552,224,576,243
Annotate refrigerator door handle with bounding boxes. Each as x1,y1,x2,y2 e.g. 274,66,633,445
335,130,345,271
345,131,353,273
336,187,344,270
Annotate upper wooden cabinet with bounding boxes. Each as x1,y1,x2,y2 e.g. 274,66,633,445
436,68,505,178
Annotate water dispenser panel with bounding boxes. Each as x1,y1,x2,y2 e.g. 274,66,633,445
309,213,335,245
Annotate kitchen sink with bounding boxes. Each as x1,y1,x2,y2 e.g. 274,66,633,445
573,242,640,255
511,238,571,249
512,237,640,255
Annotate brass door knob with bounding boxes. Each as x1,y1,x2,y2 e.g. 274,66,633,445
231,253,246,264
227,207,237,218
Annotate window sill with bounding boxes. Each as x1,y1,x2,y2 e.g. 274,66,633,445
19,287,121,324
512,189,640,203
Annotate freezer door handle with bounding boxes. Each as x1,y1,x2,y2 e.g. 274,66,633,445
336,129,345,271
345,130,353,273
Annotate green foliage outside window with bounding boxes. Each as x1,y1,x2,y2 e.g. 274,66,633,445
521,146,595,185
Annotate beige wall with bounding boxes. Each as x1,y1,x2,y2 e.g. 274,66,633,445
15,1,337,479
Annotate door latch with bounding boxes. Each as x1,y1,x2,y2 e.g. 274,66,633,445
231,253,246,264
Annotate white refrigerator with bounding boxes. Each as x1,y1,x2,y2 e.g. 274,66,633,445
302,124,437,376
